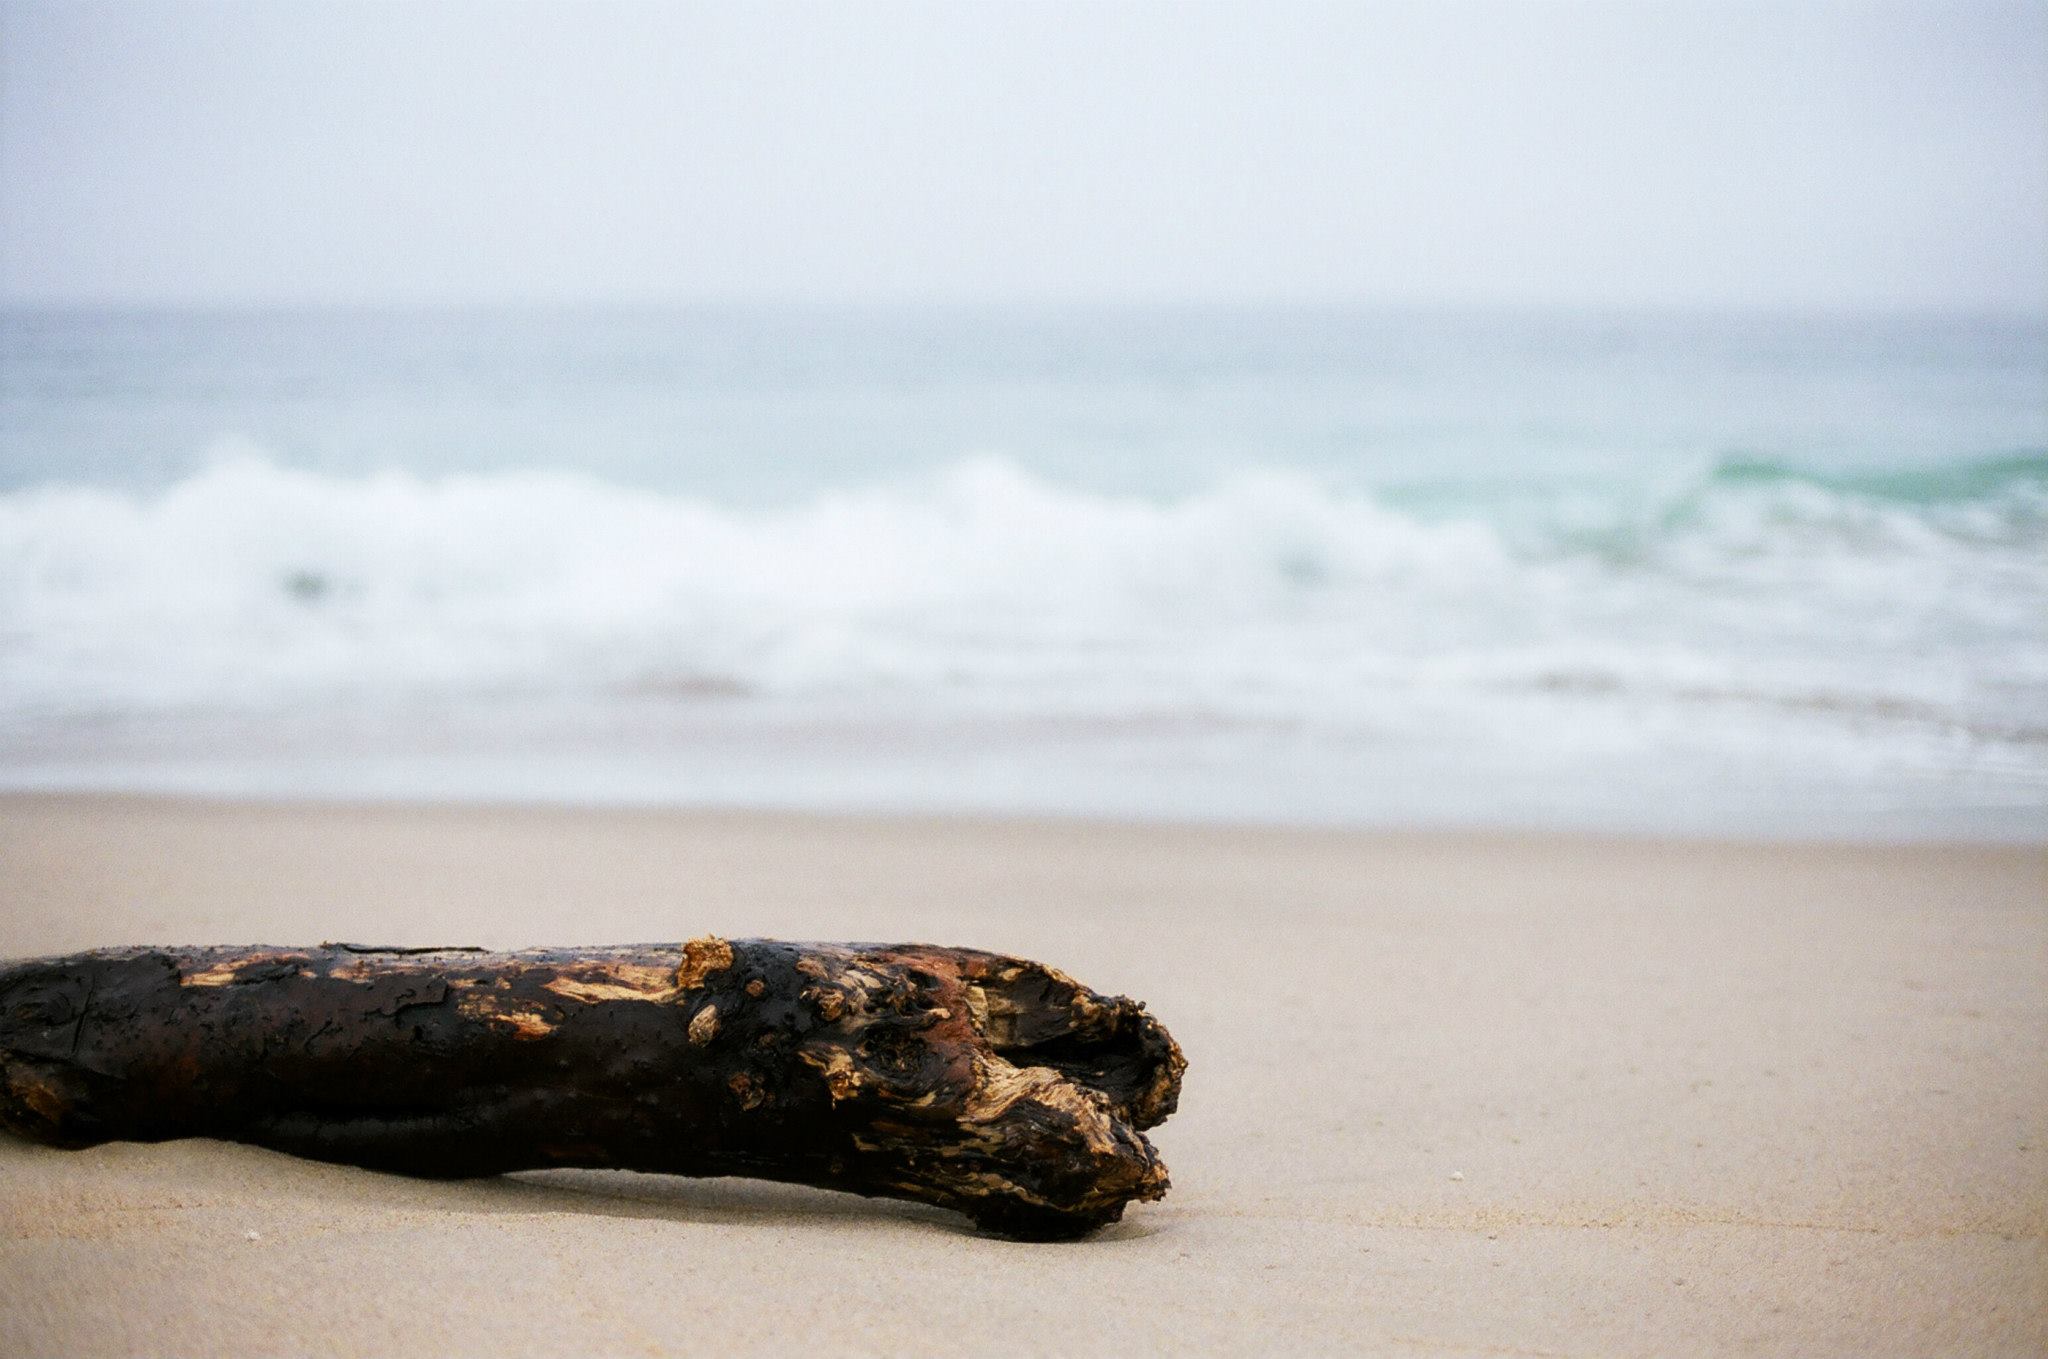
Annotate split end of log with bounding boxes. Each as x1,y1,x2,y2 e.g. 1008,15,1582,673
0,937,1186,1240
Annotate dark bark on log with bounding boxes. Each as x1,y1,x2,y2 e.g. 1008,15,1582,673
0,938,1183,1239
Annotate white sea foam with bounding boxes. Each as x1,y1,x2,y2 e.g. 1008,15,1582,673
2,447,2042,744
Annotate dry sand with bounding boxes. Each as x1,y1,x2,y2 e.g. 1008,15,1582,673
0,793,2042,1356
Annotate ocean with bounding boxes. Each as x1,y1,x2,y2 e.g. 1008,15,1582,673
2,305,2043,839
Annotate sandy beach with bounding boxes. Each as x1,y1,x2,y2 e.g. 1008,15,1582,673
0,793,2041,1356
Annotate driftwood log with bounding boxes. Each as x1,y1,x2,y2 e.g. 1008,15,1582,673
0,939,1184,1239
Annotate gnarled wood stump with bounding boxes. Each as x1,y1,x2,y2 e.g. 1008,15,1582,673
0,939,1184,1239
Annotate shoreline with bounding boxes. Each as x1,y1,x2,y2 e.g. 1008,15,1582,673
0,782,2041,849
2,792,2043,1354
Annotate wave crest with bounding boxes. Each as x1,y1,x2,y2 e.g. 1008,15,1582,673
1,449,2042,725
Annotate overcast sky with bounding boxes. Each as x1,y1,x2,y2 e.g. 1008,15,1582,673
2,0,2044,310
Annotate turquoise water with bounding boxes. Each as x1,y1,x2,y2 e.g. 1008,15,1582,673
2,306,2043,837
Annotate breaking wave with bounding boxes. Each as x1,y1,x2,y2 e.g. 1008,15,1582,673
1,449,2043,738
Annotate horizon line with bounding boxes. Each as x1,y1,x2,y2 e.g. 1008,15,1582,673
5,294,2047,322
